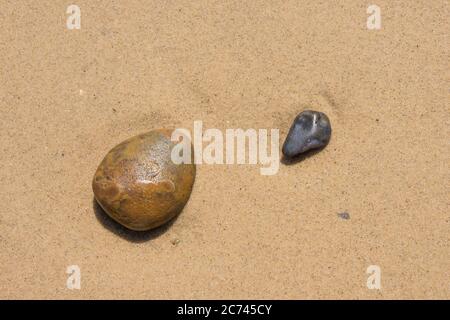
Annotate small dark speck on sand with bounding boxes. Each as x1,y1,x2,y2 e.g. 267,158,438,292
338,212,350,220
112,108,117,113
171,239,180,246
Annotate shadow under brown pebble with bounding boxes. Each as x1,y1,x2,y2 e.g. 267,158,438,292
92,198,176,243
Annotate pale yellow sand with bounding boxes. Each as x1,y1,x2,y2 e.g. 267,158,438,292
0,1,448,299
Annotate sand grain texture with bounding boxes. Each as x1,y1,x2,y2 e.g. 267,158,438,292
0,1,448,299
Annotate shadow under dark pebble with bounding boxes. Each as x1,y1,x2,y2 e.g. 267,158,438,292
92,198,175,243
281,147,325,165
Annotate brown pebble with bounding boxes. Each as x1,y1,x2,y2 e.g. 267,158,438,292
92,129,195,231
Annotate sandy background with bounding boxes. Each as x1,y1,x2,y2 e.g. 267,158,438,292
0,1,448,299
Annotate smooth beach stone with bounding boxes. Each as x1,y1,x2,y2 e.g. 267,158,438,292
282,110,331,158
92,129,195,231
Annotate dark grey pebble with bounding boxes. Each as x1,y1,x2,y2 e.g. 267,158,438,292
338,212,350,220
282,110,331,158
